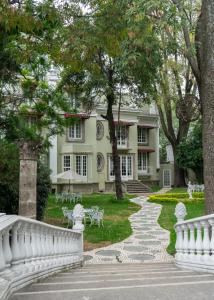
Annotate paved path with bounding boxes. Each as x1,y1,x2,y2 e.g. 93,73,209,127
84,191,173,264
11,263,214,300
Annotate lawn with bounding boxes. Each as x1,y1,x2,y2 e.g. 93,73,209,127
149,189,205,255
167,187,187,193
44,193,140,251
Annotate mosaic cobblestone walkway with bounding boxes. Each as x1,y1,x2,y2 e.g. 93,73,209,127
84,191,174,264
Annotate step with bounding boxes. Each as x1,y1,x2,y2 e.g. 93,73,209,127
10,263,214,300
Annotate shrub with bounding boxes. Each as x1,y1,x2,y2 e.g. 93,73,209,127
149,192,204,203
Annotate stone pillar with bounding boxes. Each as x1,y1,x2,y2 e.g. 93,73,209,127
19,142,38,219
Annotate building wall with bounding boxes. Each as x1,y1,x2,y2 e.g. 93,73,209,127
49,106,160,193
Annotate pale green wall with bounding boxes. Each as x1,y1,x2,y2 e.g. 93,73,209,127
52,107,160,191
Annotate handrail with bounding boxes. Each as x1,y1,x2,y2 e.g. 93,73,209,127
174,202,214,273
0,204,85,300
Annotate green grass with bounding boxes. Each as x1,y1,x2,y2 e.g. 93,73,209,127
44,193,140,250
167,187,187,193
150,185,161,192
149,198,204,255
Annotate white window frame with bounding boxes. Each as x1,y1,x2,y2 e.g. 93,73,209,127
163,169,171,187
63,155,71,172
116,125,128,148
138,152,148,174
138,127,148,144
68,121,82,140
109,155,133,181
75,155,87,178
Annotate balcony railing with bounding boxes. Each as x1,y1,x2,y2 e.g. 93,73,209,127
0,204,85,300
174,202,214,273
138,166,153,176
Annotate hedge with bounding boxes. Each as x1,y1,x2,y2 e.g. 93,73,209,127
149,192,204,203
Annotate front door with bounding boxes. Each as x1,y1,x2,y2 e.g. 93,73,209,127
163,169,171,187
109,155,133,181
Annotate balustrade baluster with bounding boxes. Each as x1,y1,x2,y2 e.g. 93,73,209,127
208,219,214,264
0,231,6,271
18,223,26,264
11,223,22,265
182,224,189,260
195,222,203,262
2,227,12,267
188,223,196,262
201,221,211,263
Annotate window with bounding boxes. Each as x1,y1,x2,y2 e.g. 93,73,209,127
109,155,133,180
68,121,82,140
138,127,147,144
138,152,148,172
96,121,104,140
63,155,71,171
97,153,105,172
116,125,127,147
75,155,87,177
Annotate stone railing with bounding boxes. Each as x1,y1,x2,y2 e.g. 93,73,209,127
0,204,85,300
174,202,214,272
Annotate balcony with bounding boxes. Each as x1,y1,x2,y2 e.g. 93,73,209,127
138,166,153,176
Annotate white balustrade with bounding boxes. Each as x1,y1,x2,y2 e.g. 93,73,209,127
0,204,85,300
174,202,214,272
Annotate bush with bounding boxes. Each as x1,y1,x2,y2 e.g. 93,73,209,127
149,192,204,203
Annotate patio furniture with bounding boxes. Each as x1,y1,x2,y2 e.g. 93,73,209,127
62,206,69,223
66,210,74,228
90,209,104,227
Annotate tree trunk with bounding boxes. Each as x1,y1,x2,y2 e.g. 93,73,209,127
172,145,186,187
106,94,123,200
19,141,38,219
199,0,214,214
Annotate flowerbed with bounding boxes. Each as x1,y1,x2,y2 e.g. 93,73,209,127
149,192,204,203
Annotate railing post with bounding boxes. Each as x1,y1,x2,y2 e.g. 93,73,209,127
73,204,85,263
175,225,183,261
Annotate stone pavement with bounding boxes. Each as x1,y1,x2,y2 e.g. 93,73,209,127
84,190,173,264
11,263,214,300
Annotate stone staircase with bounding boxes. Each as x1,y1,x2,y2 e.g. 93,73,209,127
10,263,214,300
125,180,151,194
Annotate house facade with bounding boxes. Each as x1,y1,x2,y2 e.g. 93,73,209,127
49,104,160,193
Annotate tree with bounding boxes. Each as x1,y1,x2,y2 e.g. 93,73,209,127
57,0,161,200
177,122,203,183
198,0,214,213
0,0,73,218
131,0,201,187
